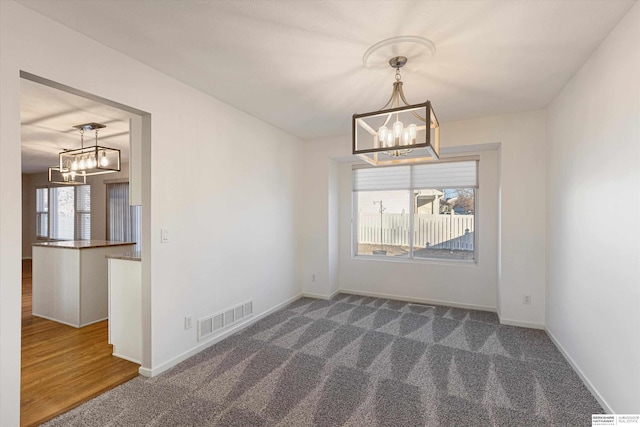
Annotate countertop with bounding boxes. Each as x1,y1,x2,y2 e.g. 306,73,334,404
106,251,142,261
33,240,136,250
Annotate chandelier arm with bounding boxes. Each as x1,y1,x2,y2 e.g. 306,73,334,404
381,112,393,127
379,91,395,110
397,85,427,122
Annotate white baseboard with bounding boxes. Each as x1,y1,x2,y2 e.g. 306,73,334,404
545,326,613,414
113,352,141,365
302,289,339,300
30,313,107,328
139,293,303,378
338,288,496,313
497,316,545,330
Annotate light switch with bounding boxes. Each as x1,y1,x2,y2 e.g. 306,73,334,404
161,228,170,243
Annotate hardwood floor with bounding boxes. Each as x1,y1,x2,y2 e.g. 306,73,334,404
21,259,140,427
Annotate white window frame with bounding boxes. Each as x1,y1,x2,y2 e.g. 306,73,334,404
352,157,479,264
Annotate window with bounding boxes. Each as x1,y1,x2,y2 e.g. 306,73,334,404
353,160,477,261
106,182,141,251
35,188,48,238
36,185,91,241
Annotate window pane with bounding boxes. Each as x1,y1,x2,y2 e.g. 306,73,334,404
50,187,75,240
356,190,410,257
36,213,48,238
75,185,91,211
413,188,475,261
35,188,48,238
75,185,91,240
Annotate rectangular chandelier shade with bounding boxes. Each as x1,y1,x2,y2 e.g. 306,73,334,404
59,146,121,176
352,101,440,166
48,166,87,185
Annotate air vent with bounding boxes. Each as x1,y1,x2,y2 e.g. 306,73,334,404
224,309,234,325
198,300,254,342
213,314,224,331
200,317,213,336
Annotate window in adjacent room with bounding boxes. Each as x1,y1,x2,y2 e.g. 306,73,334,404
353,160,477,261
36,185,91,241
106,182,141,251
35,187,48,239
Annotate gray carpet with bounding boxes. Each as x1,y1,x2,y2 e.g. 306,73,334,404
43,294,603,426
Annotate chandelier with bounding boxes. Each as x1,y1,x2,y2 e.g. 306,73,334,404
49,122,121,184
47,166,87,185
353,55,440,166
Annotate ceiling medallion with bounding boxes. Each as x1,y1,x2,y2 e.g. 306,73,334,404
362,35,436,70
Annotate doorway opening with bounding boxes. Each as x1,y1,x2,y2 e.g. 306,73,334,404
19,72,151,426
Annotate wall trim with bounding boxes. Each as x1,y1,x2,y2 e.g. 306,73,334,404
545,326,613,414
301,289,339,300
139,293,302,378
30,313,107,329
113,352,141,365
497,316,545,330
338,288,496,312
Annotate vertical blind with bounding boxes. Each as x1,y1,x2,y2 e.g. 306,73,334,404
107,182,141,251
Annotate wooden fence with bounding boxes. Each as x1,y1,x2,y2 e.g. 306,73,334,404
358,213,474,250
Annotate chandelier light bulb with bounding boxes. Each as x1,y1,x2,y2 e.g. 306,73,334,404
386,132,394,147
100,151,109,167
393,121,403,137
408,124,417,143
402,129,410,146
393,121,403,146
70,171,76,179
78,156,86,170
378,126,388,146
71,158,78,171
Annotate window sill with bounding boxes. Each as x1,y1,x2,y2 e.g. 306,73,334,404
352,254,477,267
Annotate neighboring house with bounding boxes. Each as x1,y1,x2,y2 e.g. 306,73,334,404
415,189,442,214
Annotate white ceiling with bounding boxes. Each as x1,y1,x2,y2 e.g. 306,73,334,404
18,0,635,145
21,79,132,174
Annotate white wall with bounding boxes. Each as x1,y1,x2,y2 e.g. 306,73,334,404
299,139,346,298
301,110,547,326
0,2,301,424
337,149,499,310
444,111,547,326
546,2,640,413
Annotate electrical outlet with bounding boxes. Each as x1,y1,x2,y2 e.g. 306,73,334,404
312,274,316,282
523,294,531,305
161,228,170,243
185,315,193,330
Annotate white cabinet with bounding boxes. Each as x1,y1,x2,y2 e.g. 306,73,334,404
108,257,142,364
32,241,135,327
